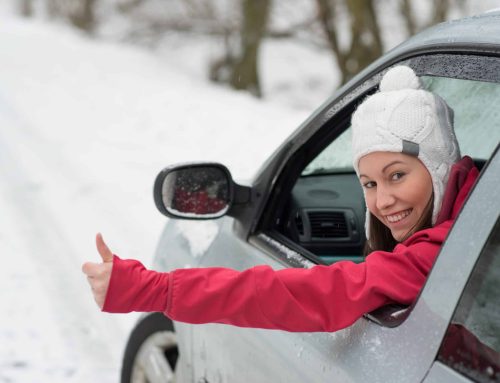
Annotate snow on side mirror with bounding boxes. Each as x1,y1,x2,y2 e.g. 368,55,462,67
154,163,234,219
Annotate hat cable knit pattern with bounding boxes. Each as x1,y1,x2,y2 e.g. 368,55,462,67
351,66,461,240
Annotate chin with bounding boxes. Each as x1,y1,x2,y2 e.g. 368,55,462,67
391,232,404,242
391,228,416,242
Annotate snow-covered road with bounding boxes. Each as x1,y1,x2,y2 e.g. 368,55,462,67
0,15,307,382
2,2,499,381
0,89,136,382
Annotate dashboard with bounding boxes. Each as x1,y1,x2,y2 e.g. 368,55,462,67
286,172,366,263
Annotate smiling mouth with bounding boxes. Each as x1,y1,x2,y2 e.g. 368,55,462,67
385,209,412,224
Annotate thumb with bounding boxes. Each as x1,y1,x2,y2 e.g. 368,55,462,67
96,233,114,263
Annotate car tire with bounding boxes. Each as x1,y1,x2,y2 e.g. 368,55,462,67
121,313,179,383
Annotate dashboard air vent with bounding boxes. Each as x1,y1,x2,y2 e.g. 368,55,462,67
308,211,348,238
294,212,304,236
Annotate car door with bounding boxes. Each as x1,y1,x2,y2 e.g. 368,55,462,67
191,54,500,383
423,204,500,382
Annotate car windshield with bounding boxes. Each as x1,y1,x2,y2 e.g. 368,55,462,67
422,75,500,159
302,75,500,176
302,128,353,176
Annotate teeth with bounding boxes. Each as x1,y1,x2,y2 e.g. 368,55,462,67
386,209,411,223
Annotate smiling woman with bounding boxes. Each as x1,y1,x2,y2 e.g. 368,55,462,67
351,65,461,255
359,151,434,244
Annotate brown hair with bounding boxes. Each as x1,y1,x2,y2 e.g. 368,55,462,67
363,194,434,256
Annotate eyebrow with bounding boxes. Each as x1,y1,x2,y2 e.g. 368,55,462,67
359,160,405,178
382,160,404,173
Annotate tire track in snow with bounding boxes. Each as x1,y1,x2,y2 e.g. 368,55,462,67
0,96,132,382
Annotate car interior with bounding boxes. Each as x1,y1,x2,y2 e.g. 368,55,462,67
268,71,498,268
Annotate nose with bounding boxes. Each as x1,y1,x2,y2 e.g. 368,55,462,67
375,184,396,211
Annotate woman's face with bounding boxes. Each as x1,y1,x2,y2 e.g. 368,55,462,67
358,151,433,241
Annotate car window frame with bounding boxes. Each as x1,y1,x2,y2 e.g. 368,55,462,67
250,52,500,270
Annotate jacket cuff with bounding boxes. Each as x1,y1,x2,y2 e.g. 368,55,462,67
102,255,170,313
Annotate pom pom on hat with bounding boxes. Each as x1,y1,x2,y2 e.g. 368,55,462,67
379,65,423,92
351,65,461,240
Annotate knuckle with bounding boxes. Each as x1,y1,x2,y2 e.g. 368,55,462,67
98,265,111,279
82,262,90,274
96,269,106,279
96,283,104,294
95,281,108,295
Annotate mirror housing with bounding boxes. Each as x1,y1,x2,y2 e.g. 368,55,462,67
153,162,250,219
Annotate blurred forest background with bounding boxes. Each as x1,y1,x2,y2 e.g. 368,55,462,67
1,4,499,380
15,0,490,98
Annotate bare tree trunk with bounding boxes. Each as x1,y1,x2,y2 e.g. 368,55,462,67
344,0,383,82
68,0,97,34
229,0,271,97
44,0,97,34
209,26,237,83
400,0,417,36
316,0,383,84
431,0,449,25
46,0,60,19
19,0,34,17
316,0,347,77
116,0,146,14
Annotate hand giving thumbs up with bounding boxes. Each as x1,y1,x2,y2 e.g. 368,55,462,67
82,233,114,309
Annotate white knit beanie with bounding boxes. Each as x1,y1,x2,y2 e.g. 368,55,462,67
351,65,461,240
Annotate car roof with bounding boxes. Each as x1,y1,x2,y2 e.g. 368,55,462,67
348,10,500,89
394,9,500,52
306,10,500,135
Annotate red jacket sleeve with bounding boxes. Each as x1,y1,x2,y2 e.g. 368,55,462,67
103,225,446,332
102,255,170,313
164,230,444,332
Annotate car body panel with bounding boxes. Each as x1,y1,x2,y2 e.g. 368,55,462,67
142,11,500,383
149,150,499,383
184,150,499,383
423,361,474,383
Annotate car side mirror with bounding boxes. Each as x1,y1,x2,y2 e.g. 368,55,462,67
154,163,249,219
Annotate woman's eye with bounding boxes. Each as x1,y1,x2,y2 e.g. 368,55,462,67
391,172,405,181
363,181,376,189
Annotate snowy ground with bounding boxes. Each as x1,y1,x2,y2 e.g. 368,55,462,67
0,13,313,383
2,1,500,382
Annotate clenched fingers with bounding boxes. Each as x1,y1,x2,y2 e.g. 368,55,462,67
82,261,113,309
82,261,101,277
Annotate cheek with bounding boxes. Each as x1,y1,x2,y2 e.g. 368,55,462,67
408,178,433,210
364,191,378,214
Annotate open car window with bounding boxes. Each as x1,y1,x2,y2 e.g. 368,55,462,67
303,75,500,177
273,71,500,266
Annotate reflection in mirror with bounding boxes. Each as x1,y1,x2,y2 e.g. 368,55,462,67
162,166,230,218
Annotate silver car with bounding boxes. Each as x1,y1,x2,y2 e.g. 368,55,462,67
121,11,500,383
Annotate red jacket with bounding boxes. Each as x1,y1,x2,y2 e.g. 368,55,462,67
103,157,479,332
